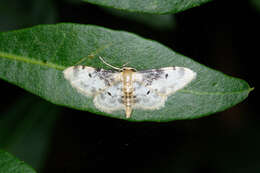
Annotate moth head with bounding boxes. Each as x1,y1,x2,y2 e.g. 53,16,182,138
121,67,137,72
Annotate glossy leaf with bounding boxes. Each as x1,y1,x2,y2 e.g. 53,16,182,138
0,23,252,121
102,7,175,30
83,0,212,14
0,150,36,173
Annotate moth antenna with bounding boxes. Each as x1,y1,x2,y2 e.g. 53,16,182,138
122,62,129,67
99,56,121,71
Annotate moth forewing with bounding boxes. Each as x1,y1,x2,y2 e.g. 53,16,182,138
134,67,196,96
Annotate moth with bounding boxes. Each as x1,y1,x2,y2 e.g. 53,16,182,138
63,57,196,118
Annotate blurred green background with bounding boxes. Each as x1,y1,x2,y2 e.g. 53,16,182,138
0,0,259,172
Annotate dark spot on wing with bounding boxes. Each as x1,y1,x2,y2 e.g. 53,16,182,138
73,66,80,77
73,66,79,70
140,69,164,86
95,68,101,72
94,69,115,86
107,92,112,96
88,73,92,78
165,73,168,79
146,90,150,95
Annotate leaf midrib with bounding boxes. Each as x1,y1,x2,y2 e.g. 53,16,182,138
0,51,252,95
0,51,65,70
180,88,252,96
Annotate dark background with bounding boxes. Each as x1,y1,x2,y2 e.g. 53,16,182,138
0,0,259,172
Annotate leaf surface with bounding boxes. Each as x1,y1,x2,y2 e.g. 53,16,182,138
0,23,252,121
83,0,212,14
0,150,36,173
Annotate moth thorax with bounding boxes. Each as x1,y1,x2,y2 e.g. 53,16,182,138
122,69,134,93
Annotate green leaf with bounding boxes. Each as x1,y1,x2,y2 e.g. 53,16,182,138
83,0,212,14
102,7,175,30
0,150,36,173
0,23,252,122
0,0,57,32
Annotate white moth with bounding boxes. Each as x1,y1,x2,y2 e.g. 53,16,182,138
63,57,196,118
